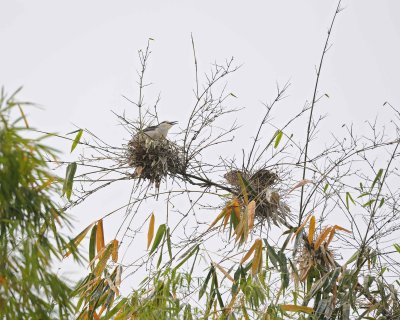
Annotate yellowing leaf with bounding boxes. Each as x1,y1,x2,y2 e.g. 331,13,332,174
96,219,105,253
112,239,119,262
333,225,351,233
251,239,263,275
326,225,351,247
280,304,314,314
147,213,155,249
326,228,336,247
209,207,228,230
232,198,241,220
292,214,312,241
234,220,245,243
314,226,332,250
93,242,113,276
308,216,316,245
241,239,259,264
64,222,95,257
247,200,256,230
213,262,235,282
222,208,231,230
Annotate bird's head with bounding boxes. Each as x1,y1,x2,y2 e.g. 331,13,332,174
159,121,178,130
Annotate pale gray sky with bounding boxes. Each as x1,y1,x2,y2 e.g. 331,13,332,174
2,0,400,289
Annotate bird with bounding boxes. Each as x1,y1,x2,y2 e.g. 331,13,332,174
140,121,178,140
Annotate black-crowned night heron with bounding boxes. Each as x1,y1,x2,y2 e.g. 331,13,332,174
141,121,177,140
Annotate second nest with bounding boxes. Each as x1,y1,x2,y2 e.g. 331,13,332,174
126,135,185,188
224,169,291,227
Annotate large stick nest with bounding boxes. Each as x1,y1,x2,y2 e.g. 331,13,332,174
125,135,185,188
224,168,291,226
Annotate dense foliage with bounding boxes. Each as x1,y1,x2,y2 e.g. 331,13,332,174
0,89,76,319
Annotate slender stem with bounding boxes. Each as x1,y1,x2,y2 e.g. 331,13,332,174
299,0,342,225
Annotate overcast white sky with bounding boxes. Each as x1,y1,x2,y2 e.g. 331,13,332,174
2,0,400,287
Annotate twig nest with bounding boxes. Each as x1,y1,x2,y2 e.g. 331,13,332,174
224,168,291,226
126,135,185,188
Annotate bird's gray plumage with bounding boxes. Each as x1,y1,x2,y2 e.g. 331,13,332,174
139,121,178,139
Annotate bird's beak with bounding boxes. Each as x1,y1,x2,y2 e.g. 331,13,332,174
170,121,178,125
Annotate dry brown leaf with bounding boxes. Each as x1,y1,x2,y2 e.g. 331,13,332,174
314,226,332,250
213,262,235,282
147,213,155,249
225,292,238,314
247,200,256,230
280,304,313,314
134,166,144,177
115,266,122,291
112,239,119,262
308,216,316,245
288,179,313,194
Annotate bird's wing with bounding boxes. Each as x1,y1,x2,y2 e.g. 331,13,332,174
142,125,158,132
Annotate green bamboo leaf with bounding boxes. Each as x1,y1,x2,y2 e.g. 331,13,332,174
237,172,249,204
63,162,77,200
157,250,163,269
304,272,330,302
166,227,172,260
70,129,83,153
89,224,97,266
378,197,385,208
346,250,359,264
93,242,113,276
174,244,199,271
371,168,383,190
274,130,283,149
362,199,375,207
149,224,166,255
394,243,400,253
214,282,224,309
323,183,329,193
64,222,95,257
264,240,279,270
199,266,213,299
103,298,128,320
345,192,355,209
